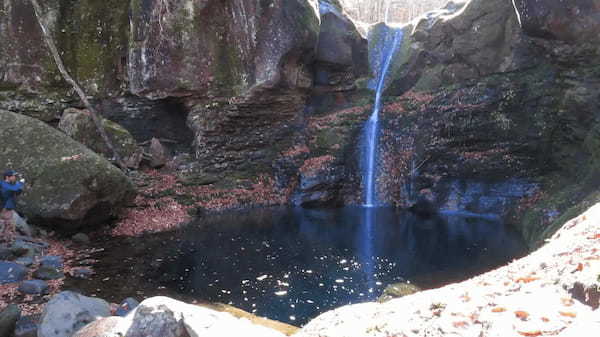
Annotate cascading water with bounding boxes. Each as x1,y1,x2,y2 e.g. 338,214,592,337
362,27,404,207
359,12,405,298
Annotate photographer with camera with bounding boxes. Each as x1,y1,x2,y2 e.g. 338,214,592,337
1,169,25,244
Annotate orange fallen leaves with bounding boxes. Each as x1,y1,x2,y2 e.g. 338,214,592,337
515,276,540,283
518,330,542,336
491,307,506,313
561,298,574,307
559,311,577,318
587,234,600,240
452,321,469,328
515,310,530,320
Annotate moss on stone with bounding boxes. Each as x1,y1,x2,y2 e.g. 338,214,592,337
55,0,129,94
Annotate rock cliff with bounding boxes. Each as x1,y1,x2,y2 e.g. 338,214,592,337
1,0,599,246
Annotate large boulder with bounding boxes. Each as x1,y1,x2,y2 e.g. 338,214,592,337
58,108,142,169
0,110,135,230
72,297,287,337
38,291,111,337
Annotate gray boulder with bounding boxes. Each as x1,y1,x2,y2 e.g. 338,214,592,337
83,296,287,337
0,261,28,285
33,266,64,280
13,212,33,237
0,110,135,231
71,317,126,337
18,280,49,295
148,138,168,168
38,291,111,337
58,108,142,169
124,297,186,337
40,256,64,269
11,239,46,258
0,304,20,337
14,257,34,267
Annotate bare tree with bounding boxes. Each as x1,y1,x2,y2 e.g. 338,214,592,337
29,0,126,169
341,0,448,23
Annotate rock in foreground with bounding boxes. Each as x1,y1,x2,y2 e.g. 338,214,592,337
38,291,111,337
0,110,135,230
73,296,287,337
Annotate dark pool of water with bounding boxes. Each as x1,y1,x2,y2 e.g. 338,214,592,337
68,206,526,326
156,207,524,323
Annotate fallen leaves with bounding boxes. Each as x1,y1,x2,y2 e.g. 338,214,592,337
515,310,530,320
561,297,574,307
111,169,293,237
515,276,540,284
452,321,469,328
559,311,577,318
491,307,506,313
517,330,542,336
299,155,335,174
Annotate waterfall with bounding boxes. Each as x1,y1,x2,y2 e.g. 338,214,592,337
358,18,405,299
362,27,404,207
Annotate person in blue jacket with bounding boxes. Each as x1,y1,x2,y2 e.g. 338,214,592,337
1,170,25,244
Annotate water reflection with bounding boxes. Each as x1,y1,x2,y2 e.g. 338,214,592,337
154,207,525,325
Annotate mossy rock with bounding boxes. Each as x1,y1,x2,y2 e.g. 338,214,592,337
0,109,135,231
58,108,141,167
378,282,421,303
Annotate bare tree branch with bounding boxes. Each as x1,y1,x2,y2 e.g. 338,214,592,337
30,0,126,169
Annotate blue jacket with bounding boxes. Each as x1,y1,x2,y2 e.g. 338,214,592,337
1,181,24,210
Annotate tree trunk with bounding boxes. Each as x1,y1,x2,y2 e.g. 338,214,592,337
29,0,126,169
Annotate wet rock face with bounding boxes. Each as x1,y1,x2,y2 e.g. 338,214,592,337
512,0,600,43
0,0,333,195
371,0,526,94
128,0,319,99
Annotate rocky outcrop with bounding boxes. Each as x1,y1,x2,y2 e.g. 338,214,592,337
0,0,342,197
302,0,600,243
58,108,142,169
0,110,135,230
38,291,111,337
313,0,369,91
128,0,319,99
368,0,527,94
